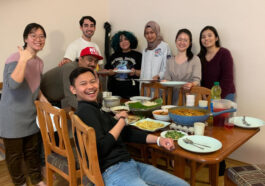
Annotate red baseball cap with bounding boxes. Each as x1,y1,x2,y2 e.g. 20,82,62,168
80,47,103,60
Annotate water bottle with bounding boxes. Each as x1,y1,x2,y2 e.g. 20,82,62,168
211,82,222,100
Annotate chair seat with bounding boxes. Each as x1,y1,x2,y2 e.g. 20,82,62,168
227,164,265,185
47,146,80,175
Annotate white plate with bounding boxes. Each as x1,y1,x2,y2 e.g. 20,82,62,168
230,116,265,128
178,135,222,153
160,81,187,87
113,69,132,73
110,106,129,114
36,106,60,132
130,96,152,101
130,118,170,132
160,130,187,140
134,79,154,83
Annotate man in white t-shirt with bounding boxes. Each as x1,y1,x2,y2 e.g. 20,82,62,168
59,16,103,67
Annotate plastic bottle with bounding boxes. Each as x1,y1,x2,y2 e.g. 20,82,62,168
211,82,222,100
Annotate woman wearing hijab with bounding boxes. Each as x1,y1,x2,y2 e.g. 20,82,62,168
140,21,171,81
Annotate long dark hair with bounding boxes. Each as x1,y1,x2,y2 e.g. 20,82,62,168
175,28,193,61
23,23,46,49
111,31,138,53
198,26,220,62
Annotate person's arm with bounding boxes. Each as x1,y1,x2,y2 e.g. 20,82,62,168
146,134,175,151
58,58,71,67
10,47,33,83
109,111,128,140
183,56,201,90
157,44,171,79
219,49,234,98
163,58,172,81
38,90,50,104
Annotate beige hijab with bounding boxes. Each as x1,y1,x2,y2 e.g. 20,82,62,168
144,21,163,50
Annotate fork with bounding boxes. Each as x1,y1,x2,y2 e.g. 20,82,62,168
183,138,204,150
184,138,211,148
242,116,250,126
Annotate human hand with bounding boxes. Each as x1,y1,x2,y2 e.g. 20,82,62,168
18,46,33,63
159,137,175,151
183,82,193,90
58,58,71,67
160,79,168,82
98,69,109,76
129,68,136,76
115,111,128,120
152,75,160,80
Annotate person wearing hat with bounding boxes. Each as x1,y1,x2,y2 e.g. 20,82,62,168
41,46,103,111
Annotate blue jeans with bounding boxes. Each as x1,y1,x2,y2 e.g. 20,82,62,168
102,159,189,186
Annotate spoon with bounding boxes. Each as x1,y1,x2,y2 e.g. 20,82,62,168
242,116,250,126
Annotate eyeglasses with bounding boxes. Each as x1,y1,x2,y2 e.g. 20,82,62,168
29,34,45,40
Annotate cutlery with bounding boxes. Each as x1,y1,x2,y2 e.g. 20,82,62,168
184,138,211,148
183,138,204,150
242,116,250,126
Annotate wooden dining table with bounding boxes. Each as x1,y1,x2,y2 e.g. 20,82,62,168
144,125,259,186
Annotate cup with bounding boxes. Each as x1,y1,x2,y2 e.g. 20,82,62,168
194,122,205,135
102,91,112,98
186,94,195,107
224,114,234,129
199,100,208,109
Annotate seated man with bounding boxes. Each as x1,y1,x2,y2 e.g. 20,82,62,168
69,67,189,186
41,47,103,111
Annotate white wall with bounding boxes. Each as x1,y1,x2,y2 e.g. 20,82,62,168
109,0,265,164
0,0,109,74
0,0,265,164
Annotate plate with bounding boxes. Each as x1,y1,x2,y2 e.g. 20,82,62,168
124,100,140,106
160,81,187,87
36,106,60,132
130,96,152,101
130,118,170,132
97,70,109,74
134,79,155,83
178,135,222,153
127,115,142,124
110,106,129,114
230,116,265,128
160,130,187,140
113,69,132,74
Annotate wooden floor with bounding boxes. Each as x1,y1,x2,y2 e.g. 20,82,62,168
0,158,247,186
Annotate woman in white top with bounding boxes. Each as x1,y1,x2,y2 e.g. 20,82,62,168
140,21,171,81
163,29,201,104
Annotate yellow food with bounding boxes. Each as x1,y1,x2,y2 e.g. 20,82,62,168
135,120,164,130
127,115,141,123
171,108,205,116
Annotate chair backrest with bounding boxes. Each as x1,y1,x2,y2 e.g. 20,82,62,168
0,82,3,90
69,112,104,186
178,86,211,110
140,82,173,105
35,101,76,166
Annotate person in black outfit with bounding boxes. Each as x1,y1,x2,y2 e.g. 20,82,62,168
69,67,189,186
104,31,142,99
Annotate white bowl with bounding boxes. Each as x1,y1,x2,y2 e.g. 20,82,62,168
152,109,170,121
103,96,120,107
161,105,177,111
110,106,129,114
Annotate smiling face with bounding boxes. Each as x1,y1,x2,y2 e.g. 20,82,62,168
201,29,218,48
144,27,157,43
78,55,99,70
175,32,190,53
80,19,96,40
119,35,131,52
24,28,45,53
70,71,99,102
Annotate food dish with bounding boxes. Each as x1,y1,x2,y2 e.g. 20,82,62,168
124,100,139,106
130,118,170,132
230,116,265,128
152,109,170,121
113,69,132,73
178,135,222,153
126,115,142,124
161,105,177,111
160,81,187,87
130,96,152,101
170,108,205,116
160,130,187,140
110,106,129,114
36,106,60,132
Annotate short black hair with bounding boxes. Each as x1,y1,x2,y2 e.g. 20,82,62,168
23,23,46,49
79,16,96,26
111,31,138,53
69,67,96,86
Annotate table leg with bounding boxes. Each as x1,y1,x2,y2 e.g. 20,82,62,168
173,156,185,179
190,161,197,186
209,163,219,186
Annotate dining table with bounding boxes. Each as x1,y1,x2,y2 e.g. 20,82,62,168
145,125,260,186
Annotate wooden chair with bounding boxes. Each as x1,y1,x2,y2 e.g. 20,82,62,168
140,82,173,105
35,101,80,186
178,86,211,110
69,112,104,186
0,82,5,156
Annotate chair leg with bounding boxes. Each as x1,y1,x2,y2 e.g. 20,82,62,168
47,167,54,186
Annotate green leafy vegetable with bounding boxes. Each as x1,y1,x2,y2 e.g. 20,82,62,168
165,131,185,140
128,98,163,110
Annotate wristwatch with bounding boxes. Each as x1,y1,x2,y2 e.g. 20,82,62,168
119,116,126,120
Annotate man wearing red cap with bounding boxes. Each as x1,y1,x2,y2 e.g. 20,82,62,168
41,47,103,111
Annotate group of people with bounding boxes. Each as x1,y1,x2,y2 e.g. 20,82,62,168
0,14,235,186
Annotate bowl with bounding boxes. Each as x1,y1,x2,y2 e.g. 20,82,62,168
103,96,121,108
152,109,170,121
130,105,161,117
161,105,177,111
110,106,129,114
